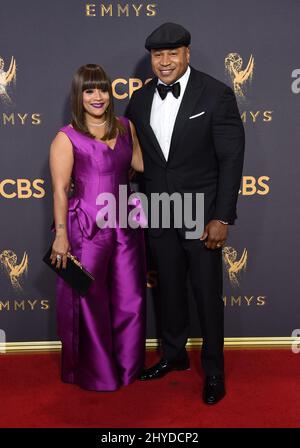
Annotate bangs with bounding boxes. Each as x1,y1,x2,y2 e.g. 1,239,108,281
82,78,110,92
74,64,110,92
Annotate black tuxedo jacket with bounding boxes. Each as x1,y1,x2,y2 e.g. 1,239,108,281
126,67,245,237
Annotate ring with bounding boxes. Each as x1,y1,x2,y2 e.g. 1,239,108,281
56,254,62,260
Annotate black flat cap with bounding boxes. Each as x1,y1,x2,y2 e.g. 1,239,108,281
145,22,191,51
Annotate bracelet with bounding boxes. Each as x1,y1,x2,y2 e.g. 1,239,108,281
217,220,228,225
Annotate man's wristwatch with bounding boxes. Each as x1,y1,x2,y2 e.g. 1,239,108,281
217,220,228,225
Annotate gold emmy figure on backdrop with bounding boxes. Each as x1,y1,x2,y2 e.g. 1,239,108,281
225,53,254,99
0,56,17,103
0,250,28,290
222,246,247,286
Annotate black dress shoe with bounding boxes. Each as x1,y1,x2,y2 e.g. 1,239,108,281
202,375,226,405
139,356,190,381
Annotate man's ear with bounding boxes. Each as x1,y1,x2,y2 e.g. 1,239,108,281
186,46,191,64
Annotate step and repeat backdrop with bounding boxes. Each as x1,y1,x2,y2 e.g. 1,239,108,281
0,0,300,346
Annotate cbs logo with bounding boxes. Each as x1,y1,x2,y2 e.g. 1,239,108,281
0,179,45,199
239,176,270,196
112,78,152,99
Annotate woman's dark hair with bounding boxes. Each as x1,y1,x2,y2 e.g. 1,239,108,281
71,64,125,140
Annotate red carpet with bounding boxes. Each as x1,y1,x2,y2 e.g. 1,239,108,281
1,349,299,428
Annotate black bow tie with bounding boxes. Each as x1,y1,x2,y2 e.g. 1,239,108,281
156,82,181,100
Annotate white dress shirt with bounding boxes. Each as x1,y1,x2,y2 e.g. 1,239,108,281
150,65,191,161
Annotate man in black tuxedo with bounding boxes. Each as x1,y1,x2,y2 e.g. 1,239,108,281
126,23,245,404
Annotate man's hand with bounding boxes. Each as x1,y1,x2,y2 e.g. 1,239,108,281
200,220,228,249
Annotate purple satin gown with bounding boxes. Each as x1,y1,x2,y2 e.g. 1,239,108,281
55,117,146,391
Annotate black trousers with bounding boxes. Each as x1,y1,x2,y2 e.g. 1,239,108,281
149,228,224,376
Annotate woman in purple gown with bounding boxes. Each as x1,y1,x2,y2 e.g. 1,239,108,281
49,64,146,391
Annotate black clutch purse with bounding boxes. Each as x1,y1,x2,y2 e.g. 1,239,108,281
43,246,95,295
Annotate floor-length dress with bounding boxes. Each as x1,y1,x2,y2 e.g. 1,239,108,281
55,117,146,391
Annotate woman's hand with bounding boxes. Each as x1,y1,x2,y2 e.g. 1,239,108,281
50,235,71,269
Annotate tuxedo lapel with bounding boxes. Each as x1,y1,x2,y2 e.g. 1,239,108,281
168,68,205,163
140,79,167,165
